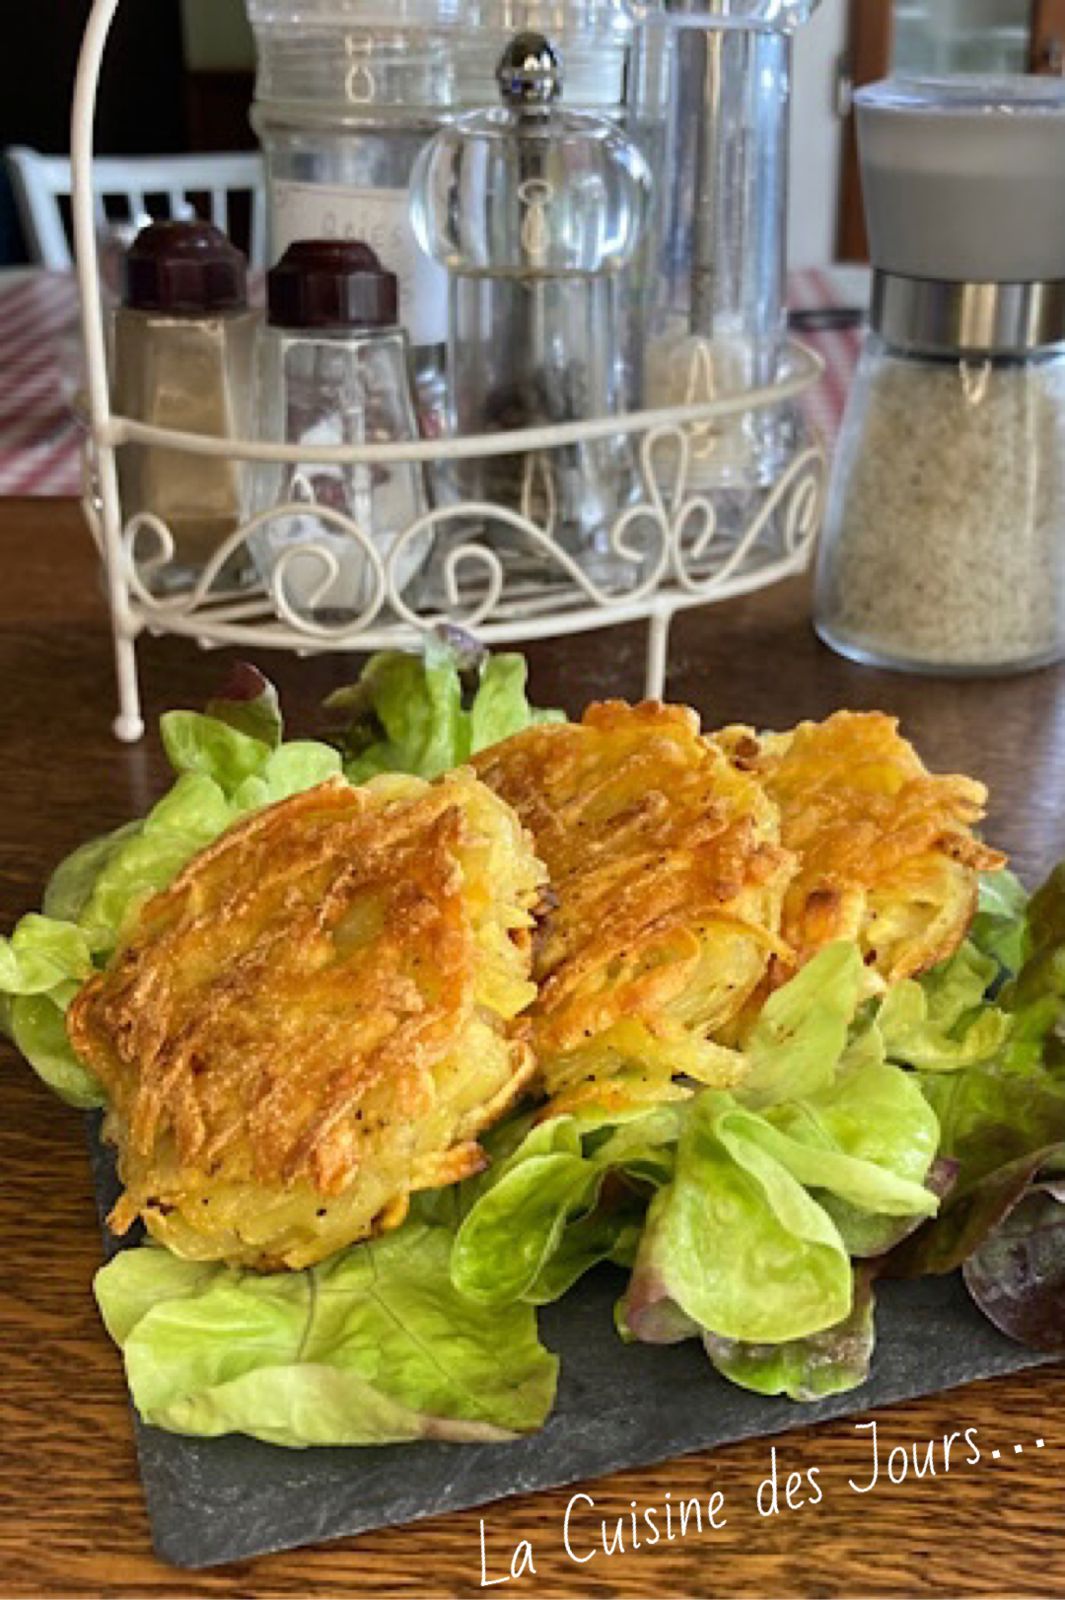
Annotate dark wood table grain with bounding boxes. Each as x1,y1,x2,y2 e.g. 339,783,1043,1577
2,497,1064,1599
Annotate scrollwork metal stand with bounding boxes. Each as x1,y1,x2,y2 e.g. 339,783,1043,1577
72,0,827,742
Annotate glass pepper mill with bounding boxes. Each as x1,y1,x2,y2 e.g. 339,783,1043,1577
410,32,652,589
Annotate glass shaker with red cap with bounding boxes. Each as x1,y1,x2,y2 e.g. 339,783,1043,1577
113,220,258,590
248,238,428,622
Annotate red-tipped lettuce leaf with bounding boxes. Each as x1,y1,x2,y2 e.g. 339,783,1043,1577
887,1143,1063,1278
204,662,283,749
702,1268,877,1402
963,1180,1065,1354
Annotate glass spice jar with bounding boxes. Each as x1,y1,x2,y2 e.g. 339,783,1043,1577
113,221,258,592
245,0,649,411
248,239,429,620
815,77,1065,676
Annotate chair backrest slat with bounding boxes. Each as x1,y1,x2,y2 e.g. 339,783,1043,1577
126,188,148,227
4,147,267,270
209,187,229,232
250,185,267,273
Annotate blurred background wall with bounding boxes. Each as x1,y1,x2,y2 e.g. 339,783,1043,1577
0,0,256,264
13,0,1042,271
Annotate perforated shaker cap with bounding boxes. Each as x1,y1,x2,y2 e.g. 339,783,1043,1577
857,77,1065,283
124,221,248,314
267,240,398,330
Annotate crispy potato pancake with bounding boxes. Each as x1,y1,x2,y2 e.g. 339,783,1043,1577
473,701,795,1113
712,710,1005,990
68,771,545,1270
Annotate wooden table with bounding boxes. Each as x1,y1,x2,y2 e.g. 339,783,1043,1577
2,497,1063,1598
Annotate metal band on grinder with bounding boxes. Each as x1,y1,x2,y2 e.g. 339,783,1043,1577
872,272,1065,357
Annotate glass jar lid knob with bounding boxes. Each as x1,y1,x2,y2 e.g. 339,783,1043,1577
496,32,562,107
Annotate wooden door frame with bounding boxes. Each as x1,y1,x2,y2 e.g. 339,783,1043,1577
837,0,893,261
1031,0,1065,68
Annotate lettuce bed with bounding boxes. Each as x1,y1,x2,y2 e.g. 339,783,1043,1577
2,644,1062,1447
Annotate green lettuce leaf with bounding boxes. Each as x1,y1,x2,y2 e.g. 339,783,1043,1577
817,1156,958,1261
702,1267,876,1401
888,1031,1065,1278
337,647,463,782
737,943,865,1109
161,669,338,805
526,1194,646,1306
328,634,562,782
735,1098,938,1224
470,652,555,752
451,1128,591,1306
450,1107,680,1308
229,742,342,813
878,944,1009,1072
160,710,274,797
0,914,102,1105
733,951,941,1258
621,1014,939,1352
0,914,94,996
41,821,143,927
95,1226,558,1448
767,1024,941,1241
888,864,1065,1279
74,773,234,954
620,1091,855,1346
994,863,1065,1075
920,1059,1065,1194
969,869,1028,977
3,673,343,1109
9,990,104,1108
204,661,284,750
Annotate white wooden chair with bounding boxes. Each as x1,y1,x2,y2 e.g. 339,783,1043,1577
5,147,267,270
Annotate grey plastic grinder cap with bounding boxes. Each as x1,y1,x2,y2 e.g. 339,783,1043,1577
857,76,1065,284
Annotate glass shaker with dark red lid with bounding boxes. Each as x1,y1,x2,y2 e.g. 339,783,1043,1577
113,220,258,590
248,238,428,622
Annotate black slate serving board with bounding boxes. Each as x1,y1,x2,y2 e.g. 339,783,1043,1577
87,1119,1057,1572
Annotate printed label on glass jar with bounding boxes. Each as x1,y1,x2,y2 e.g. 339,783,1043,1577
272,181,448,348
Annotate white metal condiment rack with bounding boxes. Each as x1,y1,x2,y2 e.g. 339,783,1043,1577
73,0,827,742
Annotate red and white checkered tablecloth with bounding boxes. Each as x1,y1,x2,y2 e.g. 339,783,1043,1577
789,265,868,451
0,271,85,496
0,266,866,499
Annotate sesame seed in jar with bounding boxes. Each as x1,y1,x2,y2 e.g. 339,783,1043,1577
814,343,1065,675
